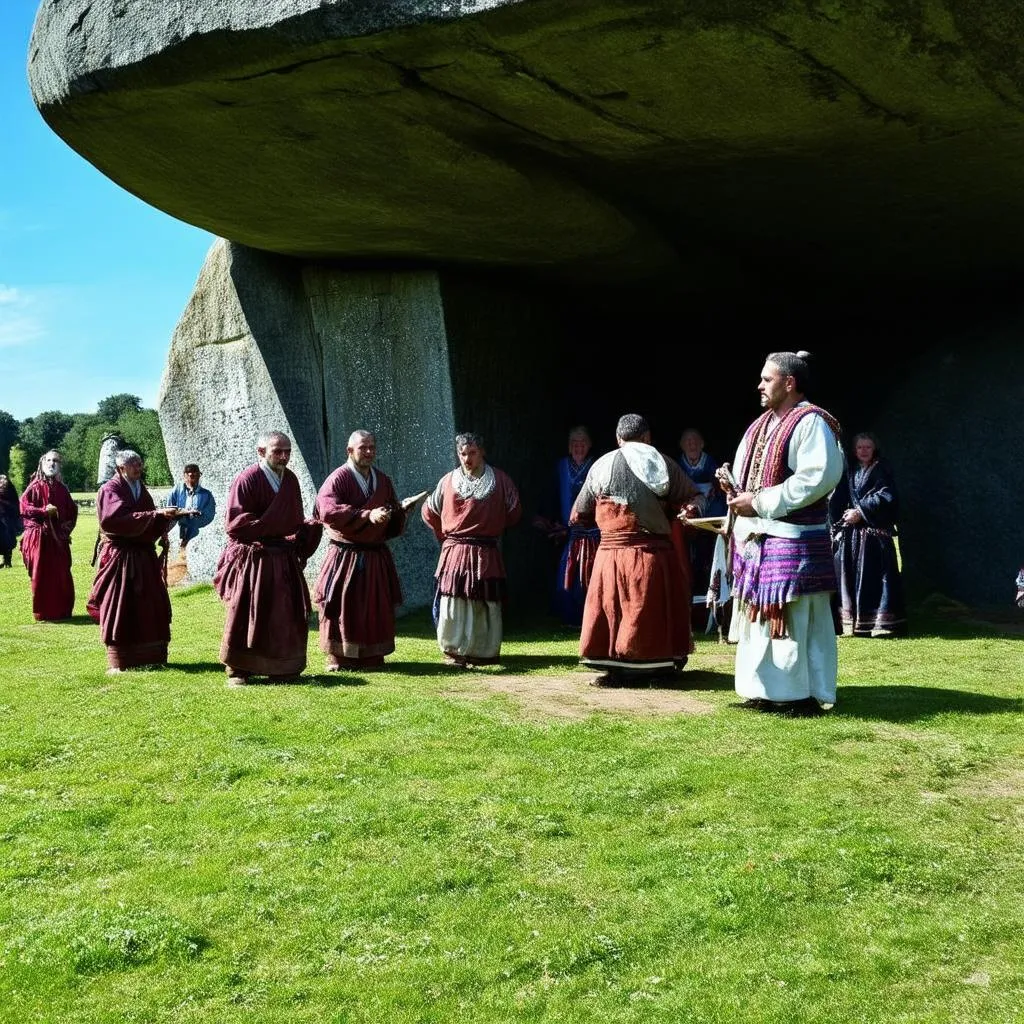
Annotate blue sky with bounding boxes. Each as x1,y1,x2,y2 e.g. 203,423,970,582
1,1,215,421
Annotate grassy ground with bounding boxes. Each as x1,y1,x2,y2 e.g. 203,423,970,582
0,512,1021,1023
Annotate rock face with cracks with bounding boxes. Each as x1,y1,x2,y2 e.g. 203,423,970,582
28,0,1024,606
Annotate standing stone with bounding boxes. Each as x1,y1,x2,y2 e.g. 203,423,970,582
96,432,123,487
157,239,457,612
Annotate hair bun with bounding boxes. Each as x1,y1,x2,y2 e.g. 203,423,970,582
796,350,812,360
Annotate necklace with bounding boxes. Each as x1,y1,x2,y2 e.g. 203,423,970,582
453,464,495,501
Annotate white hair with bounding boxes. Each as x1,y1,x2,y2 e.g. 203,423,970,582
115,449,142,467
347,429,374,449
258,431,291,450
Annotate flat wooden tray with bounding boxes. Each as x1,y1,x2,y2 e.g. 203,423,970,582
683,516,727,533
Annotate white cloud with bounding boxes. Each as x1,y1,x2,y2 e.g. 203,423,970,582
0,283,46,348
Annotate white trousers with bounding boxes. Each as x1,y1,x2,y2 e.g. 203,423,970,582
437,596,503,662
729,592,838,705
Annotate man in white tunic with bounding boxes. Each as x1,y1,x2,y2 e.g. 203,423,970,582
422,432,522,667
720,351,843,716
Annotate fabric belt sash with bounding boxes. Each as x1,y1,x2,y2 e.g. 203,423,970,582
597,533,673,552
731,527,835,637
330,539,385,551
99,530,156,549
97,530,167,582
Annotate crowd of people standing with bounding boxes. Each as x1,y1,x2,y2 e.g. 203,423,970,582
1,349,917,711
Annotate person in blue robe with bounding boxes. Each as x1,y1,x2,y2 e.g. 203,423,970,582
676,428,727,614
533,425,600,627
828,432,907,637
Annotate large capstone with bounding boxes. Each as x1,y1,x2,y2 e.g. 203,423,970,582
28,1,1024,295
30,0,1024,606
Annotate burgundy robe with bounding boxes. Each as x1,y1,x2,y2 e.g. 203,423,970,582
570,449,701,676
214,464,323,677
20,477,78,621
86,476,172,669
421,467,522,603
313,464,405,668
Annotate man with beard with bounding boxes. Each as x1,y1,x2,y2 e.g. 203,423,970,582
718,350,843,716
215,431,323,685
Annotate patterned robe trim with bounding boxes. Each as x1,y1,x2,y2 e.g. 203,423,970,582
738,403,841,526
733,404,841,636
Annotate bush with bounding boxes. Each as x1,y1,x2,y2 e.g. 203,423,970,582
7,445,30,491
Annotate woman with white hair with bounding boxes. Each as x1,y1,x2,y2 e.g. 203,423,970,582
87,449,183,672
19,450,78,619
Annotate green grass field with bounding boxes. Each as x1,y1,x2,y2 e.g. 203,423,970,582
1,510,1021,1023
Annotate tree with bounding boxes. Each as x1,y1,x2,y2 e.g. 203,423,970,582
118,408,171,486
18,411,74,468
97,393,142,423
0,410,19,475
7,444,30,491
59,414,107,491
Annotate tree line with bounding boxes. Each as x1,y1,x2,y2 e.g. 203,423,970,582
0,393,171,493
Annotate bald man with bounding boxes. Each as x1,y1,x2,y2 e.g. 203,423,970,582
313,430,418,672
214,431,323,685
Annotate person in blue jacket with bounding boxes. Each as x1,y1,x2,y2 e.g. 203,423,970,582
167,463,216,552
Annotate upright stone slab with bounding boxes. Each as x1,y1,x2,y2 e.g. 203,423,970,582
157,239,456,612
157,239,324,585
302,267,456,610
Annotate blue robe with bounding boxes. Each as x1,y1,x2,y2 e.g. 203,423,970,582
828,458,907,637
552,455,599,626
677,451,727,517
678,451,726,603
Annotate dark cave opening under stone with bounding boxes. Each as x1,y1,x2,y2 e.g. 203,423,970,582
440,266,1023,616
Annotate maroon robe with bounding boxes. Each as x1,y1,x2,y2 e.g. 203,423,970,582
214,464,323,677
421,467,522,603
20,477,78,621
86,476,172,669
570,449,701,677
313,464,405,668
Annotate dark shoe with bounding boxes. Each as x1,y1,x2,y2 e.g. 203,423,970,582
737,698,769,711
226,668,250,687
748,697,824,717
783,697,824,718
590,671,626,688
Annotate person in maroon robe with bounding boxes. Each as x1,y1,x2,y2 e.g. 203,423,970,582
313,430,425,671
214,431,323,685
19,450,78,620
570,414,706,687
87,449,182,673
421,431,522,667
